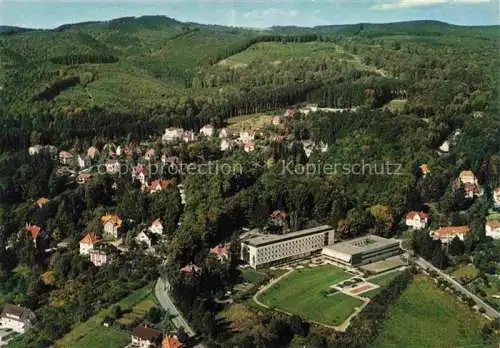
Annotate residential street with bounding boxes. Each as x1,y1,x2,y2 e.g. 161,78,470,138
414,256,500,319
154,278,197,338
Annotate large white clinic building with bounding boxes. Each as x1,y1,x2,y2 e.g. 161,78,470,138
240,225,335,269
321,234,401,266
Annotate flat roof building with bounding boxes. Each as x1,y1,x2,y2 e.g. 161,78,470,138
321,235,401,266
241,225,335,269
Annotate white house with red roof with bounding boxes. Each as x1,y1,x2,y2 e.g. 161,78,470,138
485,221,500,240
269,210,288,227
219,128,229,139
149,180,169,194
101,214,122,240
79,232,101,255
432,225,471,243
284,108,295,118
180,264,201,275
87,146,99,159
244,141,255,153
419,164,430,177
148,218,164,235
59,151,73,165
132,164,148,186
209,243,230,261
200,124,215,137
162,128,185,143
239,130,255,143
459,170,476,185
220,139,234,152
405,211,429,230
144,148,156,161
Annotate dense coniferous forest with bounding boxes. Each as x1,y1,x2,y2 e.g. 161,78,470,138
0,15,499,348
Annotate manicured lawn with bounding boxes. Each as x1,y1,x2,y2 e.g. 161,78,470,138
55,284,153,348
372,275,490,348
257,265,359,326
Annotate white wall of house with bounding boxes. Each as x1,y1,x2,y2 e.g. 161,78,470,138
0,315,33,334
486,224,500,239
79,242,94,255
405,217,427,230
103,222,118,240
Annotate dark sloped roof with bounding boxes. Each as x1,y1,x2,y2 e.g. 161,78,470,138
1,304,35,321
132,326,163,342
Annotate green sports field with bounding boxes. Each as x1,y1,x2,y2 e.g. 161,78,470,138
372,275,493,348
257,264,361,326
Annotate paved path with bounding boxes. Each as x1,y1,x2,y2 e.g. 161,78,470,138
414,256,499,319
155,278,197,337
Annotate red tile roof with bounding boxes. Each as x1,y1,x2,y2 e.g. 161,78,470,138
419,164,429,174
180,264,201,274
163,335,183,348
150,180,169,190
101,214,122,227
25,225,42,239
80,232,101,245
151,218,162,226
406,211,428,220
435,225,470,237
270,210,288,220
486,221,500,229
210,243,230,258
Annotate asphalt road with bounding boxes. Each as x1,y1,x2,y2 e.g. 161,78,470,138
155,278,197,337
414,256,500,319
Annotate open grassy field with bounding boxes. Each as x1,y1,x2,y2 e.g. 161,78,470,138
257,265,360,326
450,263,480,281
219,42,343,67
226,112,275,132
364,270,401,298
55,284,153,348
472,275,500,308
118,293,156,326
372,275,491,348
386,99,407,112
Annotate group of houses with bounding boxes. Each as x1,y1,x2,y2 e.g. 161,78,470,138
404,168,500,242
77,214,167,265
